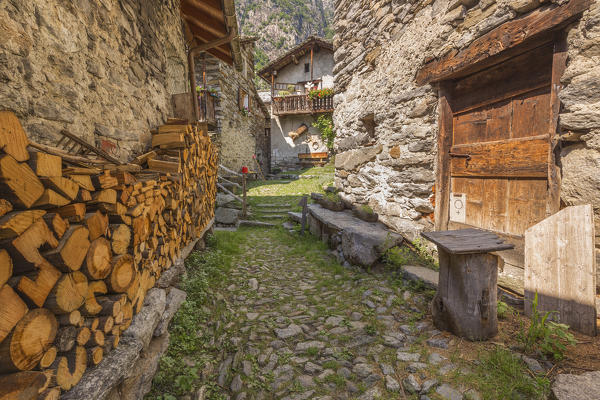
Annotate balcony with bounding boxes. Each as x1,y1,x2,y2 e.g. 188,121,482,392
198,90,217,127
272,94,334,116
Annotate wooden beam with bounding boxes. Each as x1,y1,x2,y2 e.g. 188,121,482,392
547,34,567,216
434,83,453,231
182,12,227,39
186,0,224,20
310,47,314,81
416,0,592,85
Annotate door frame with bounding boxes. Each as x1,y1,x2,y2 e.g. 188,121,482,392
434,33,567,232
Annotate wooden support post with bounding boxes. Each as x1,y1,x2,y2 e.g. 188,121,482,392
299,195,308,235
242,174,247,218
422,229,514,341
432,249,499,340
310,47,314,82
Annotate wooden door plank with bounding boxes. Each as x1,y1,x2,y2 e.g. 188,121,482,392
506,179,548,235
450,137,549,178
524,205,597,336
416,0,592,85
512,88,552,139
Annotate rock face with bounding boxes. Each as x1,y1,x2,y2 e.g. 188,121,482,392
215,207,241,226
0,0,188,161
551,371,600,400
333,0,600,277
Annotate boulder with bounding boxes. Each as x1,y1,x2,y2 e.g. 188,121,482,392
216,193,237,207
552,371,600,400
215,207,240,225
335,144,383,171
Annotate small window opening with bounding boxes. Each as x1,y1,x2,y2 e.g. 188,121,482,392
304,63,310,73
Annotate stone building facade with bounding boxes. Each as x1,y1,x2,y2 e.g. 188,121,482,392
0,0,188,161
333,0,600,290
196,39,270,174
259,37,334,170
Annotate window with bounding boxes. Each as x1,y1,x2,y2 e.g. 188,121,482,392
239,88,250,112
304,63,310,73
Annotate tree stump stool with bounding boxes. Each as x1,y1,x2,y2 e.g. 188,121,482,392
421,229,514,341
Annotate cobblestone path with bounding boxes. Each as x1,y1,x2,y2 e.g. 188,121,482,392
187,228,473,400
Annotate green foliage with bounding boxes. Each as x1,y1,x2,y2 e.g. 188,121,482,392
457,347,550,399
384,238,438,271
365,324,377,336
497,301,509,319
518,293,576,360
312,113,335,151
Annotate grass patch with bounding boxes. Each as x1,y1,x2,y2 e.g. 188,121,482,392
456,347,550,399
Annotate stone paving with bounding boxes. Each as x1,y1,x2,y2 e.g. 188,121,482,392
193,229,477,400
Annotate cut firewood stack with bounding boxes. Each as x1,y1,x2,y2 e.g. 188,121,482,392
0,111,217,398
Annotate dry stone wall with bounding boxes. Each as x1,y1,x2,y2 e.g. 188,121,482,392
333,0,600,255
0,0,188,161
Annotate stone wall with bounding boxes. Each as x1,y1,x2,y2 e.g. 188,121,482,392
332,0,600,257
271,114,329,170
196,40,270,174
0,0,188,161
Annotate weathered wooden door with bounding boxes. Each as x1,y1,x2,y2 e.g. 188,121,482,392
448,44,554,237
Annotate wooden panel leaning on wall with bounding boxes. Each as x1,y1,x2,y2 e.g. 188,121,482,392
0,111,218,398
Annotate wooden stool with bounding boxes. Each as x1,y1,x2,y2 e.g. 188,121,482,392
421,229,514,341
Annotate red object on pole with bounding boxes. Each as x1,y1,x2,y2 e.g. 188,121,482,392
241,166,249,174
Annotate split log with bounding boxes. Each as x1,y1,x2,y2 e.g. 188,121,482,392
91,189,117,204
42,213,69,239
55,326,77,353
91,172,118,190
27,151,62,178
148,159,181,173
0,199,13,218
82,280,108,316
86,330,104,348
39,346,57,369
87,346,103,367
51,345,87,390
33,189,70,208
110,224,131,255
0,111,30,162
152,132,185,148
0,210,46,239
57,310,81,327
106,255,135,293
0,155,44,208
8,219,58,274
0,371,47,400
40,177,79,200
82,238,112,280
132,151,157,165
0,250,11,287
69,174,95,191
0,308,58,373
98,316,114,334
85,211,108,241
76,327,91,346
51,203,86,223
0,284,28,343
44,272,88,314
43,226,90,272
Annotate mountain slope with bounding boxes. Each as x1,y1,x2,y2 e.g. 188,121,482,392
237,0,334,72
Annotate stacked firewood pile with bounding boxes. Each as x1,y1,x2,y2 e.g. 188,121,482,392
0,111,217,399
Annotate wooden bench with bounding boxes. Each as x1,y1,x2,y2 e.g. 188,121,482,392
298,152,328,167
421,228,514,341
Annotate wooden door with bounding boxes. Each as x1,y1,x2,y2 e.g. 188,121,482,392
448,44,554,237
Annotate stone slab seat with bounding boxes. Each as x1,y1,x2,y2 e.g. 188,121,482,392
307,203,403,267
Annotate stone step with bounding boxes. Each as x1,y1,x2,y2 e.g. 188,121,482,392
258,215,286,219
238,220,276,228
256,203,292,208
288,212,302,223
256,209,291,214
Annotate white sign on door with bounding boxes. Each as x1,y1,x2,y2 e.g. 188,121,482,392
450,193,466,223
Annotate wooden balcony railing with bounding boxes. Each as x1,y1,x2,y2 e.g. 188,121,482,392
272,94,334,116
198,90,217,126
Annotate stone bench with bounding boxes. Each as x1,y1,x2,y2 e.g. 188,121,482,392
421,229,514,341
307,203,403,267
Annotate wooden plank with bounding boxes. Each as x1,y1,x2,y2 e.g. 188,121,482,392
416,0,592,85
434,83,453,231
421,229,514,254
450,136,549,178
548,35,567,216
147,159,181,174
151,133,185,148
524,205,597,336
